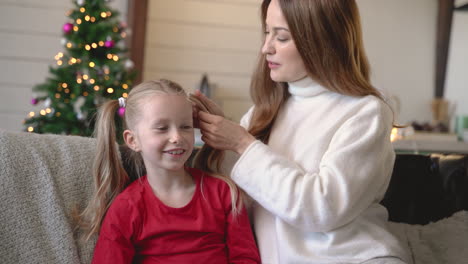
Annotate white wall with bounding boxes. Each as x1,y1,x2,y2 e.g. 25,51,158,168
358,0,438,124
445,10,468,125
142,0,261,122
0,0,127,132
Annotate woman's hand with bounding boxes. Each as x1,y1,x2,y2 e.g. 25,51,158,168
198,111,256,155
189,90,225,117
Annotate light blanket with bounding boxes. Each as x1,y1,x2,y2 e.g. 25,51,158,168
388,210,468,264
0,130,97,264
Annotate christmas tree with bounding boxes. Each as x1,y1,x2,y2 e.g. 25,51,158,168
23,0,136,136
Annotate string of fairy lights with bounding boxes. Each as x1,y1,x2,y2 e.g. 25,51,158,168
25,0,135,134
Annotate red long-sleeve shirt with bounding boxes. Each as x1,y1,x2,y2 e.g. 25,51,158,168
92,167,260,264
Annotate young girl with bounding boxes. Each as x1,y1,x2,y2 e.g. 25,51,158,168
78,79,260,263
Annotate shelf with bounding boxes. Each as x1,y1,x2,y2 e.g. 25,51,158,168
393,133,468,154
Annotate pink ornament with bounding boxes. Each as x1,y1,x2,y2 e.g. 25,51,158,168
63,23,73,34
31,98,38,105
117,107,125,117
104,40,115,48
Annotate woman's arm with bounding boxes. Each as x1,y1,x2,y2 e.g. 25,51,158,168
231,101,395,232
200,99,395,232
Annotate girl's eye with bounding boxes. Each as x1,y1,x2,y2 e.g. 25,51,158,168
156,127,168,131
182,125,193,130
264,31,270,35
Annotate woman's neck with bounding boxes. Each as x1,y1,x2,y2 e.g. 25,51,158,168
288,76,328,98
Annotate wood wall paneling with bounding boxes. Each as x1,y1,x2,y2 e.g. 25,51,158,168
0,0,128,131
143,0,261,121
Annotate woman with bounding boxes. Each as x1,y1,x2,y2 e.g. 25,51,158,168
194,0,410,263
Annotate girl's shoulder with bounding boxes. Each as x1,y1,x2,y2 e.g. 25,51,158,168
112,177,147,208
187,167,233,203
188,167,229,189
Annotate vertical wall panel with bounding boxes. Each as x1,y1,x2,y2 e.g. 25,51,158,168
143,0,261,122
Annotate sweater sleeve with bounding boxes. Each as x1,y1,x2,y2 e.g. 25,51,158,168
231,100,395,232
223,186,261,264
91,198,138,264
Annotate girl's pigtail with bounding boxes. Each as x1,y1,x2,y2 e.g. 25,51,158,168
77,99,130,241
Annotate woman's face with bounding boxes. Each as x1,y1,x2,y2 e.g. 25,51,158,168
262,0,307,83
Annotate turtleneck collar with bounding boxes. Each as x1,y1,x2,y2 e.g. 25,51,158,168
288,76,329,98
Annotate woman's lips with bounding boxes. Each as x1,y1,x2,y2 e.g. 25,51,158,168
268,61,280,69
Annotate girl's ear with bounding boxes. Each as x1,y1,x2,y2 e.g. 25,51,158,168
123,129,140,152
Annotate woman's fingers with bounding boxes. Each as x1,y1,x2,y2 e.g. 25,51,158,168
191,91,224,117
198,111,222,125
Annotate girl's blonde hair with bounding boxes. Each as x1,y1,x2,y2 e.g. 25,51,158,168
250,0,398,143
77,79,241,241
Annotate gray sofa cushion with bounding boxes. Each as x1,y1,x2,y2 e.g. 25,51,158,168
0,130,97,264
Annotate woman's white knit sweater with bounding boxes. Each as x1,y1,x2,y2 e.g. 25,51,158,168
229,77,411,264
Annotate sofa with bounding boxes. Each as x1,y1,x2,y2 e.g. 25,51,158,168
0,130,467,264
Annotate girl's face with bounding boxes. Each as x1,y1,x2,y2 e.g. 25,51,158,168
126,94,194,174
262,0,307,83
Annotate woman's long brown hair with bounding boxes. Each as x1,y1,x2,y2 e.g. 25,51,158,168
249,0,395,143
